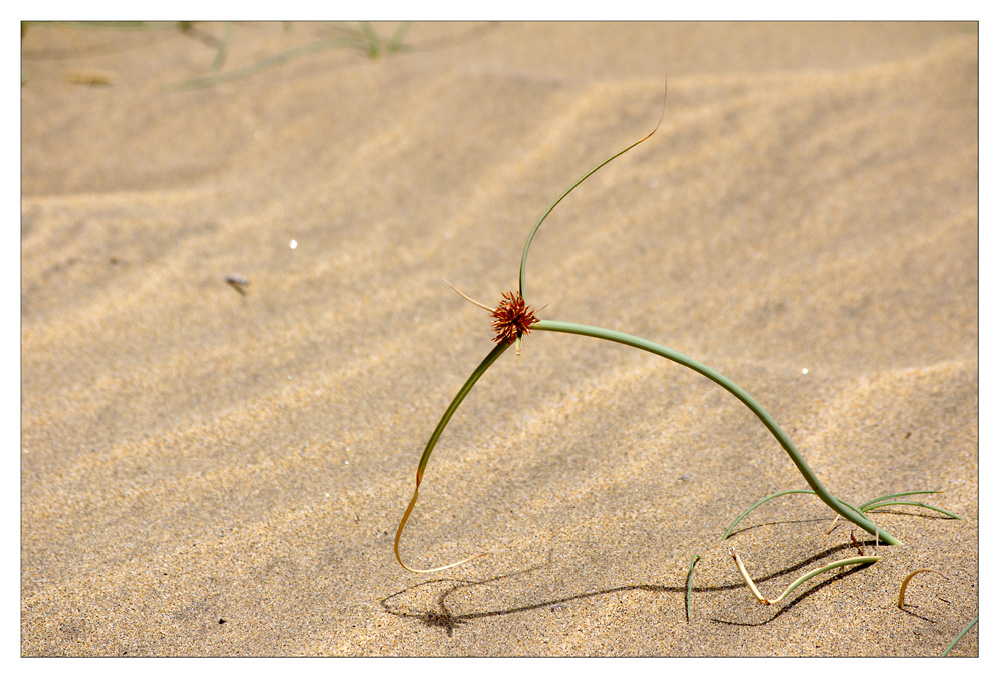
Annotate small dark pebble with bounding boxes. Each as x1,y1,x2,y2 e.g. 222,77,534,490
225,275,250,295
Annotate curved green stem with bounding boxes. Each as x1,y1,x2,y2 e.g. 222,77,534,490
859,490,942,511
722,489,817,540
686,554,701,622
730,547,880,605
774,557,880,603
519,79,667,300
413,342,510,485
533,319,902,545
863,500,961,520
942,615,978,657
726,489,954,540
395,341,510,572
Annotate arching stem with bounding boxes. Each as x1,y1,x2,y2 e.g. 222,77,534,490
532,319,903,546
519,78,668,301
394,341,510,572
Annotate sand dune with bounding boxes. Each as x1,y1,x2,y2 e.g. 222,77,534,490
21,22,977,656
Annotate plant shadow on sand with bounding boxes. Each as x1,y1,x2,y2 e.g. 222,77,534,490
380,541,875,638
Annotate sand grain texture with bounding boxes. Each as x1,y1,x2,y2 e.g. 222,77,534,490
21,22,977,656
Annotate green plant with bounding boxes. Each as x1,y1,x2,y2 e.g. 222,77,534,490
168,22,411,91
22,22,411,91
394,78,935,574
722,490,960,541
727,547,879,606
942,615,978,657
685,554,701,622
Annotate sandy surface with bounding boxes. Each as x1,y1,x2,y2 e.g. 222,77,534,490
21,22,978,656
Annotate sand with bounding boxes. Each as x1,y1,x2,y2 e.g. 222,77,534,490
20,22,978,657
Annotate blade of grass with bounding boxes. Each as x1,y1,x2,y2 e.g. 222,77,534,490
730,488,951,542
863,501,961,520
764,555,881,604
386,22,412,53
729,547,880,605
686,554,701,622
208,21,231,72
359,22,381,57
941,615,978,657
859,490,942,510
167,35,370,91
722,489,816,540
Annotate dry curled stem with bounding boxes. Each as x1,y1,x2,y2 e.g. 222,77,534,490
394,485,487,573
443,278,494,312
728,546,880,605
898,568,949,608
850,530,865,556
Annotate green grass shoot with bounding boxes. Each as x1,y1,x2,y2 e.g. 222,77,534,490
723,489,959,541
728,547,879,606
941,615,978,657
168,22,411,91
686,554,701,622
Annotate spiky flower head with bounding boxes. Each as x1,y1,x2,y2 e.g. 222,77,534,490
491,291,539,345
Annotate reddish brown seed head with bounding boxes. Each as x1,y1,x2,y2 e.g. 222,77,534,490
491,291,539,345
